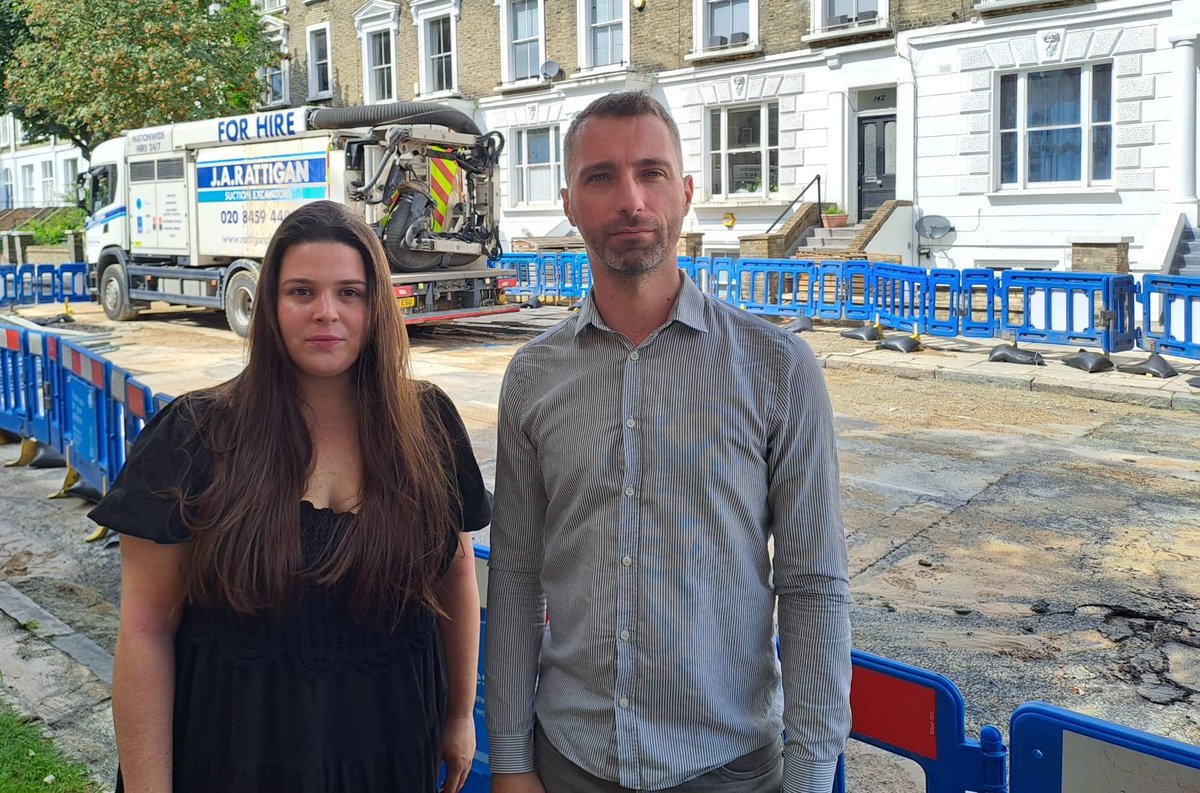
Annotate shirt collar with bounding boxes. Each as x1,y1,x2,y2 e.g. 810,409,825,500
574,269,709,337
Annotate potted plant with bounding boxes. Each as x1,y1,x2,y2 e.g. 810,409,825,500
821,204,849,229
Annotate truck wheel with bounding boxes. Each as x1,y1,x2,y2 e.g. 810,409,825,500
224,271,258,338
100,264,140,321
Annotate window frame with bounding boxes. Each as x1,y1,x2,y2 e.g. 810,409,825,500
499,0,544,85
806,0,886,35
705,101,780,200
20,163,35,207
412,3,460,98
355,1,400,105
994,62,1114,192
40,160,55,205
511,125,563,207
690,0,758,57
259,16,289,108
576,0,629,74
1,168,12,210
0,115,10,149
306,22,333,100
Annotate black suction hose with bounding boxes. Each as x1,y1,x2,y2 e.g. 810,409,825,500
307,102,481,136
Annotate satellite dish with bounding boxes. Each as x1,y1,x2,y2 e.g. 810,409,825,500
540,60,561,80
915,214,955,240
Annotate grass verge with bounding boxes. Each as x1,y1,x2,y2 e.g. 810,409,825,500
0,702,99,793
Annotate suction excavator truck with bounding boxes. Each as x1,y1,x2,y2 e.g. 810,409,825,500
78,102,517,336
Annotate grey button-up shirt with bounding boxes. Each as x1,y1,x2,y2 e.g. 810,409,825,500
485,274,851,792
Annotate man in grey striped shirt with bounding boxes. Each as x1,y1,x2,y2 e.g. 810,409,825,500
486,91,851,793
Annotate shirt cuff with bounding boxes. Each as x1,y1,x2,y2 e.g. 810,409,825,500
783,757,839,793
486,732,536,775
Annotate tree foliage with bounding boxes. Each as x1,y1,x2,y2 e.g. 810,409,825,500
0,0,29,109
5,0,279,159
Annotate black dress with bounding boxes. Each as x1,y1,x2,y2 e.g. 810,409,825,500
89,385,491,793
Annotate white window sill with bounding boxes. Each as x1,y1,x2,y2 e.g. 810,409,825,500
694,195,790,208
801,21,891,45
259,100,289,110
573,63,628,77
261,3,286,12
494,77,551,94
987,186,1118,198
974,0,1044,11
507,203,561,212
684,43,762,64
308,92,333,101
418,89,462,101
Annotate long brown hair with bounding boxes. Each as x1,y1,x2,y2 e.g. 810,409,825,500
178,201,455,622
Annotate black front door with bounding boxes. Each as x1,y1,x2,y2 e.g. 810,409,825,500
857,115,896,220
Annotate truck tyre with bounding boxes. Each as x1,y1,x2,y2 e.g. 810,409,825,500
224,271,258,337
100,264,140,321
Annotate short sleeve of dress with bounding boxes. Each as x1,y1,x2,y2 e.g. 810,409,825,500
423,384,492,533
87,396,208,544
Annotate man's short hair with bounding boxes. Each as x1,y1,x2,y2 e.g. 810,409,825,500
563,91,684,179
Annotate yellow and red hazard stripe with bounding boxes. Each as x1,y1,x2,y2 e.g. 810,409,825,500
429,151,459,232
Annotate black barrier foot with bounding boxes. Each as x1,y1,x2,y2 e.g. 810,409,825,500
1117,353,1178,379
1064,349,1114,373
5,438,40,467
28,444,66,469
785,316,814,333
0,430,20,445
102,532,120,550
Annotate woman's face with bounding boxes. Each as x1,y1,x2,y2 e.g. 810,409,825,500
275,241,370,385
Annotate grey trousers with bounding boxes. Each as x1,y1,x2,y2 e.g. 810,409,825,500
533,724,784,793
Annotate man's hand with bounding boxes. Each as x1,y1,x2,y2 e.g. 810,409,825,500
440,714,475,793
490,772,546,793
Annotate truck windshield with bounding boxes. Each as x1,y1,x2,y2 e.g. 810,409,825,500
84,165,118,215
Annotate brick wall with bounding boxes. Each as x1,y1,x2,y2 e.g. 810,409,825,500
1072,242,1130,274
281,0,360,107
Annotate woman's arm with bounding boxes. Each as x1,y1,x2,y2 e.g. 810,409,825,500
113,536,190,793
437,532,481,793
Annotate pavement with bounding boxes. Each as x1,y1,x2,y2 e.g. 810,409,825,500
0,305,1198,789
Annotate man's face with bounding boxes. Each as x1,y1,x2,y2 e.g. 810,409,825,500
561,114,693,281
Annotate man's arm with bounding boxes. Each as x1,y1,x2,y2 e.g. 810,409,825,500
769,340,853,793
485,362,550,789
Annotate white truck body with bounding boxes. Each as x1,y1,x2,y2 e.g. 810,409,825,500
81,106,515,335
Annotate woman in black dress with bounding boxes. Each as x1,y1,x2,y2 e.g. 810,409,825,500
90,201,490,793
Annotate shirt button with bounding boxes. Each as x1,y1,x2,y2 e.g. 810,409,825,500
622,556,632,567
629,351,639,361
620,629,630,641
619,697,630,709
624,486,635,497
625,418,636,428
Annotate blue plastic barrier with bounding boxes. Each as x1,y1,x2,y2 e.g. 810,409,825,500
20,330,62,451
0,325,25,436
1140,275,1200,359
0,264,17,308
927,269,963,337
842,261,873,322
692,256,738,304
961,269,999,338
835,650,1007,793
735,258,816,317
536,253,561,301
59,340,113,494
557,252,591,301
107,368,155,488
1009,702,1200,792
493,254,538,300
873,264,929,333
999,271,1136,353
55,263,89,302
812,261,847,320
465,543,493,793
